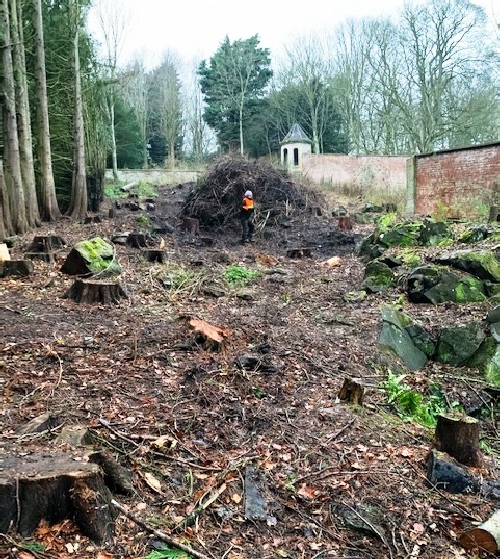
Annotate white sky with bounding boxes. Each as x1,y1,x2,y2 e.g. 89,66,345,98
87,0,499,68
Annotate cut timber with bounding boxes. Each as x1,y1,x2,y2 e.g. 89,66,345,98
0,260,34,277
126,233,147,248
142,249,166,263
63,279,128,304
28,235,66,252
434,413,483,467
286,248,312,259
338,377,364,405
460,510,500,553
0,454,116,543
189,318,232,350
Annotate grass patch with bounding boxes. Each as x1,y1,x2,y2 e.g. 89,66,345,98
381,370,447,428
223,264,258,286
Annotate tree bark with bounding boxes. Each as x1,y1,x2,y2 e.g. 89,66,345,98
63,278,128,304
10,0,40,227
0,0,27,234
0,454,116,544
32,0,61,221
460,510,500,554
434,413,483,467
66,0,87,220
0,160,13,238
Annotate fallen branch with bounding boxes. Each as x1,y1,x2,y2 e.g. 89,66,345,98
111,499,215,559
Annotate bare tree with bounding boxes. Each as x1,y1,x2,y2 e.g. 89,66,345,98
32,0,61,221
92,0,130,180
284,33,333,154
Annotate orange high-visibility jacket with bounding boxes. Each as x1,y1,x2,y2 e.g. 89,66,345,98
242,196,254,211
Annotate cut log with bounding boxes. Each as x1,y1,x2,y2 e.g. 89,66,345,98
16,413,61,435
189,318,232,351
0,454,116,543
28,235,66,252
427,449,480,494
142,249,166,263
126,233,148,248
460,510,500,553
0,242,11,262
434,413,483,467
0,260,34,277
63,279,128,304
338,377,364,405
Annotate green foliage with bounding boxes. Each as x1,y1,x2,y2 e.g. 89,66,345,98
223,265,258,286
137,180,159,200
397,248,421,268
144,545,191,559
112,96,144,169
377,212,400,234
136,215,150,230
381,371,446,428
198,35,272,152
104,182,129,199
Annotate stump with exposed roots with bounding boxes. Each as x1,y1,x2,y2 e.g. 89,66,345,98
63,278,128,304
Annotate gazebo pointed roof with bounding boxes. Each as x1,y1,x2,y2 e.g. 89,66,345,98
280,123,312,145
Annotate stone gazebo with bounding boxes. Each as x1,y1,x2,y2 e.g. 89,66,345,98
280,123,312,172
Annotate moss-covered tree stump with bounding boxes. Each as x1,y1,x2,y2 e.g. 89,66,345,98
63,279,128,304
0,454,116,543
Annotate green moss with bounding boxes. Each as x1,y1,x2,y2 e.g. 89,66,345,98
455,276,487,303
485,346,500,387
73,237,120,275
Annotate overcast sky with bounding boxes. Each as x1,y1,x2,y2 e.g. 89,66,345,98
87,0,499,68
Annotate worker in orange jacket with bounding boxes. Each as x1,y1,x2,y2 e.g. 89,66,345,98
240,190,255,243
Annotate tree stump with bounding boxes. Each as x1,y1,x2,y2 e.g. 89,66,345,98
434,413,483,467
488,206,499,222
63,279,128,304
0,260,34,277
286,248,312,259
336,216,353,231
28,235,66,252
108,208,117,218
126,233,147,248
0,454,116,543
338,377,364,405
84,216,102,224
460,510,500,554
142,249,166,263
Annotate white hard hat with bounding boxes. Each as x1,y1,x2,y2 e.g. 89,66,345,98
244,190,253,198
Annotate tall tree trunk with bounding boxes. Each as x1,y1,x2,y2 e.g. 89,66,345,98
109,94,118,181
1,0,27,234
0,160,14,238
66,0,87,220
32,0,61,222
10,0,40,227
239,101,244,156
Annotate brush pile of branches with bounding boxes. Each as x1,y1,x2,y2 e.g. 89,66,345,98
181,156,324,231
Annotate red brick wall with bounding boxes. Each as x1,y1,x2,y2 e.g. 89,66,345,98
414,144,500,218
302,154,408,192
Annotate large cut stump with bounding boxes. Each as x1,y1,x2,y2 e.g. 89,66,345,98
0,454,116,543
28,235,66,252
434,413,482,466
460,510,500,553
63,279,128,304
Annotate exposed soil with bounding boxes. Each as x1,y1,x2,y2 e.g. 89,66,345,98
0,180,498,559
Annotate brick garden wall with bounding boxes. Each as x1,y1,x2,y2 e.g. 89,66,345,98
410,143,500,218
302,154,408,192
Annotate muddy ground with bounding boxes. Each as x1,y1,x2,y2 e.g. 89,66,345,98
0,183,498,559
